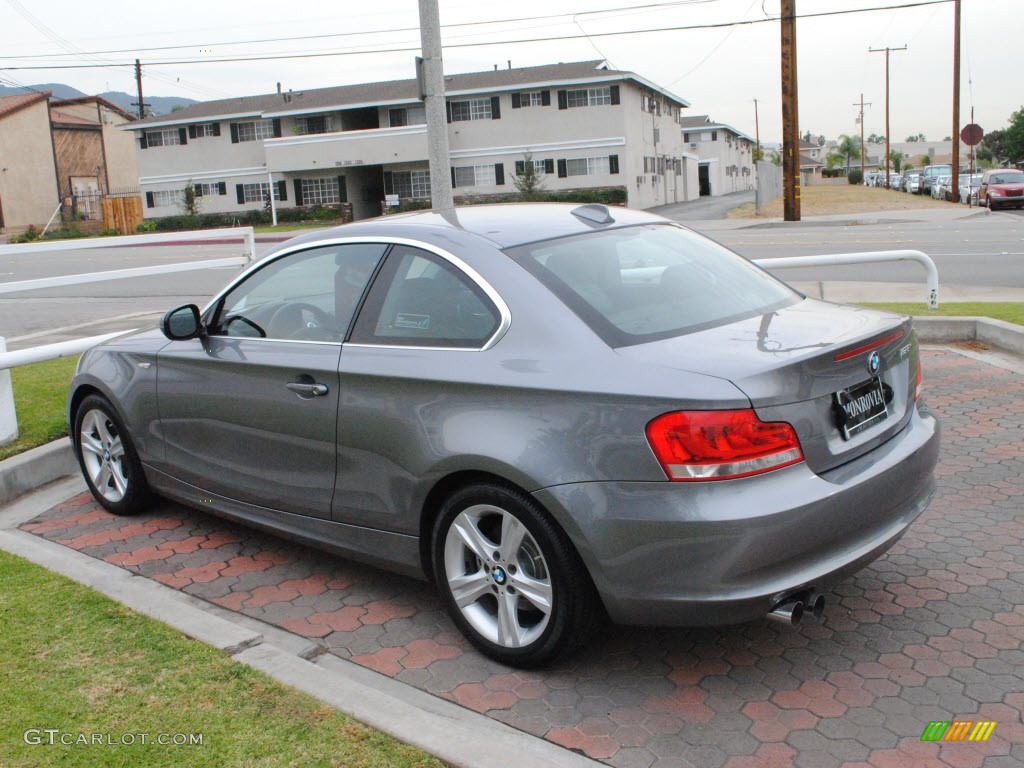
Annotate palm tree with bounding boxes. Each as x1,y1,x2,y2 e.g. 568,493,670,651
837,135,861,174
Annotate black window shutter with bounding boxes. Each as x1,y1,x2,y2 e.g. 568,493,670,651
557,159,567,178
294,180,304,206
544,158,554,174
515,160,525,175
188,125,197,139
541,90,551,107
272,119,282,138
145,191,154,208
450,167,457,188
337,176,347,202
236,184,245,204
194,183,202,196
383,171,393,195
139,133,148,149
212,123,221,137
445,102,452,123
609,154,620,174
557,90,567,110
495,163,504,185
511,93,521,109
277,180,287,201
610,85,620,105
490,96,500,119
178,127,187,144
218,181,227,195
230,123,239,143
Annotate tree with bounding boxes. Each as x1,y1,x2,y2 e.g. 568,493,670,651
752,146,765,162
887,150,903,173
905,132,927,142
770,150,782,166
919,155,931,166
180,181,200,217
903,162,914,171
867,133,886,144
836,134,860,173
1004,105,1024,163
981,128,1008,164
943,135,952,142
825,151,844,170
513,152,546,201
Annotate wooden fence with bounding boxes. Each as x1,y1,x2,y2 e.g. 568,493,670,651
101,194,144,235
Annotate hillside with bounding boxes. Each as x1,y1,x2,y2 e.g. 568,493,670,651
0,82,197,116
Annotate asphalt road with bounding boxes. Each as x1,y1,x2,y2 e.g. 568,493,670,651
1,205,1021,350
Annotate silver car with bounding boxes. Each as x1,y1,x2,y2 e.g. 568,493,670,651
69,204,940,666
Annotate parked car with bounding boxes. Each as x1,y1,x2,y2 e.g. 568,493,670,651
907,173,923,194
68,204,940,666
919,164,953,196
978,168,1024,210
931,175,952,200
887,174,902,190
959,173,984,205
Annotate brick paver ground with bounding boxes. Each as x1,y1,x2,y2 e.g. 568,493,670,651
22,348,1024,767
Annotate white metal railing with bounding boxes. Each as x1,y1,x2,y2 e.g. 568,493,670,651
754,249,939,309
0,227,256,446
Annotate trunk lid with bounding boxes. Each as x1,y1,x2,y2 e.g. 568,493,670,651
617,298,918,474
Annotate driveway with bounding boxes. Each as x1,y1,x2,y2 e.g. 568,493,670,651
18,347,1024,768
650,191,754,221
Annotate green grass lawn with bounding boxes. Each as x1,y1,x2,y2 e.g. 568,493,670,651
0,549,444,768
252,222,337,234
857,302,1024,326
0,356,79,461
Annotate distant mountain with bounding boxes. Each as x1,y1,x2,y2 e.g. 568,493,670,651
0,82,198,116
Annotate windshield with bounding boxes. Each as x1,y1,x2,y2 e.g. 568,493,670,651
506,224,800,347
992,171,1024,184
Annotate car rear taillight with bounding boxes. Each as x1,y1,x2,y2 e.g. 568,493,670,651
914,357,923,401
646,410,804,482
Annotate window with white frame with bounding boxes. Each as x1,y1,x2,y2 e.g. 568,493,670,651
565,86,612,108
195,182,221,198
241,182,280,204
194,124,217,138
453,164,496,187
389,106,426,127
450,98,492,122
294,114,333,135
152,189,183,207
391,170,431,198
565,156,610,177
236,120,276,142
520,92,544,107
145,129,181,147
300,177,341,206
531,160,547,175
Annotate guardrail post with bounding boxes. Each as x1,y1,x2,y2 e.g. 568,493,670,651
0,337,18,446
244,227,256,263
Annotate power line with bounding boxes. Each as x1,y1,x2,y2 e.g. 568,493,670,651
0,0,954,72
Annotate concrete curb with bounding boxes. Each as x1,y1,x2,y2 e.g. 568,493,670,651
0,437,76,506
914,316,1024,356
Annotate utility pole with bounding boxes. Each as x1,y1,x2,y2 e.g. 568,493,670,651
869,45,906,191
951,0,961,202
131,59,149,119
780,0,800,221
852,94,872,182
417,0,453,213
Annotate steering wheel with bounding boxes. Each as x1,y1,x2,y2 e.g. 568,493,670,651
267,302,339,340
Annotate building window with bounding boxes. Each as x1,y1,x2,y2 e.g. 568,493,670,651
236,120,276,142
643,157,656,173
389,106,426,127
522,92,544,107
391,170,431,198
565,86,612,108
145,129,181,147
450,98,492,122
300,177,341,206
565,156,610,177
195,182,221,198
151,189,182,206
240,182,280,204
294,115,333,135
194,124,217,138
453,164,496,187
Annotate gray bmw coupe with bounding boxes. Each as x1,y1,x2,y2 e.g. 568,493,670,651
69,204,939,666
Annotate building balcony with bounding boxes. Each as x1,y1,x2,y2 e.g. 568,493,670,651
264,125,428,173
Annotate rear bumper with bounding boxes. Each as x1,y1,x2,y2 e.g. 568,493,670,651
534,403,940,626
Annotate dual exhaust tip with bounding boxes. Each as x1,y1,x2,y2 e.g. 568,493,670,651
767,592,825,627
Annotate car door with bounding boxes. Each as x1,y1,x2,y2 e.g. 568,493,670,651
155,242,387,519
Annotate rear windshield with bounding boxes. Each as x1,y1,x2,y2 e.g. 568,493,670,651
506,224,799,347
991,171,1024,184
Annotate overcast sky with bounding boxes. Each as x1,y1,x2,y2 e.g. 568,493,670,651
0,0,1017,144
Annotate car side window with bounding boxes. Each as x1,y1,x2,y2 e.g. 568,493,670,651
211,243,386,342
350,245,500,348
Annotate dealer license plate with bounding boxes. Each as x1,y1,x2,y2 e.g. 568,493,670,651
834,377,888,440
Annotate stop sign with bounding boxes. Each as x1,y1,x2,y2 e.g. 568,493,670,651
961,123,983,146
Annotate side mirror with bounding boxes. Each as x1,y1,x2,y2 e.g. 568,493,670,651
161,304,202,340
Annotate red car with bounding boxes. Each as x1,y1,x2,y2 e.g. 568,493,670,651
979,168,1024,210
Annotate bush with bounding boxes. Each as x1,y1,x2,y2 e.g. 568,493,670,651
136,219,157,232
391,186,629,213
9,226,41,243
99,228,121,237
142,204,351,231
42,227,85,240
848,170,864,185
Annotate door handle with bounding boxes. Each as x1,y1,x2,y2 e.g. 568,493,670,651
286,381,329,398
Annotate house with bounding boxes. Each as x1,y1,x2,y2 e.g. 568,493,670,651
124,60,700,220
0,92,60,234
799,139,825,184
680,115,756,196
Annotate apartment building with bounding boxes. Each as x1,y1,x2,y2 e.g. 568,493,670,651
680,115,756,197
126,60,699,220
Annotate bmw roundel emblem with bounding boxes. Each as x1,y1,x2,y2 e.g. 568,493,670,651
867,351,881,375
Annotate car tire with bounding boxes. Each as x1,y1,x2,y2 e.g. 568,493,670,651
74,394,151,516
432,482,600,667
